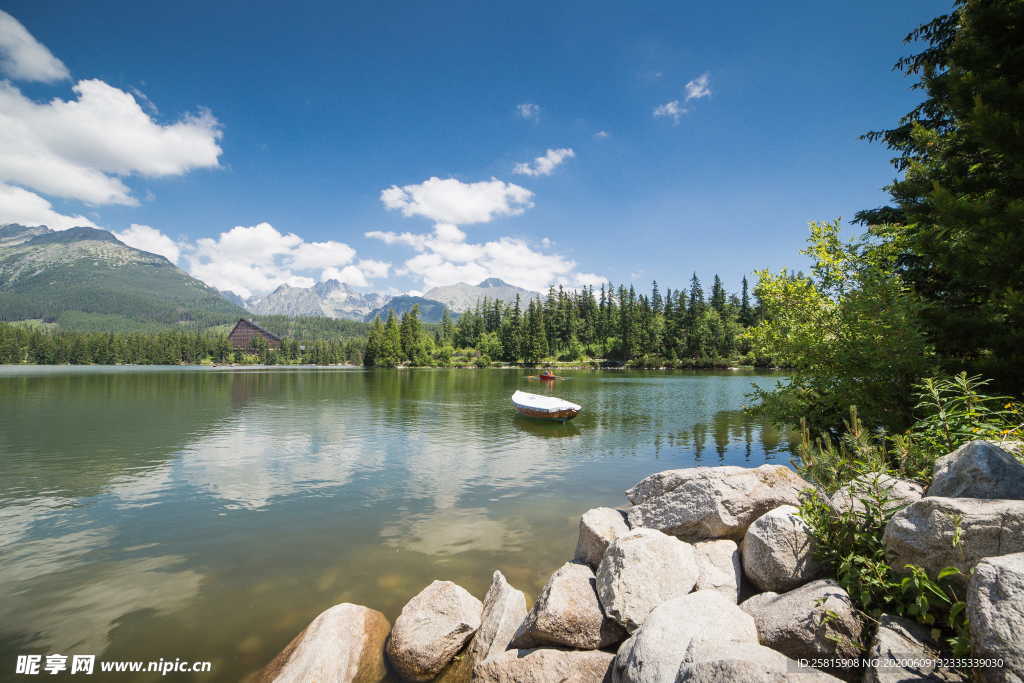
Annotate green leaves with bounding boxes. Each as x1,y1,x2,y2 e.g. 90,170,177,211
747,220,932,432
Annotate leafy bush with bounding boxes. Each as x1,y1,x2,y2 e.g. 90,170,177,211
789,374,1020,658
747,219,933,433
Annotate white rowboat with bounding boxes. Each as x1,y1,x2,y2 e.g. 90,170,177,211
511,390,582,422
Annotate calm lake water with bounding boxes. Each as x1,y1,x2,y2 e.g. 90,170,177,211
0,366,790,681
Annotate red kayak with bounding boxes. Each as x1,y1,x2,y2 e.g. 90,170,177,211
539,371,556,381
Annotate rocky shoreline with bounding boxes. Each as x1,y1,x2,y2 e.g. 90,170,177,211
254,440,1024,682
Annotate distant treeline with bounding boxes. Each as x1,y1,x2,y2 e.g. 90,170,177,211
0,325,364,365
1,276,768,368
365,276,769,367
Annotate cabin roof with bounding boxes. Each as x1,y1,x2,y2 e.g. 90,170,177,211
229,318,281,342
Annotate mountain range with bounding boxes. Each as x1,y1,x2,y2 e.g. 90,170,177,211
247,280,390,321
0,223,543,330
423,277,538,313
235,277,539,322
0,224,245,330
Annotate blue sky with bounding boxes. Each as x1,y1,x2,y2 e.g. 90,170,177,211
0,0,943,298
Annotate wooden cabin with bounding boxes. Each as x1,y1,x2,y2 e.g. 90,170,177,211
228,319,282,350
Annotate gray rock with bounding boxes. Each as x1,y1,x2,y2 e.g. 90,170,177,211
613,590,758,683
474,647,614,683
676,639,842,682
694,539,742,602
883,497,1024,579
739,579,863,676
967,552,1024,681
385,580,482,682
741,505,823,592
993,440,1024,458
256,603,390,683
465,571,527,668
929,441,1024,500
625,465,809,542
596,528,699,632
830,473,924,516
511,561,625,650
575,507,631,569
864,614,965,683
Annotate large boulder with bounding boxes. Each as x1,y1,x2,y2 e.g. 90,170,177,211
625,465,809,542
464,571,527,671
575,507,630,569
883,497,1024,579
474,647,614,683
740,505,823,593
929,441,1024,500
693,539,742,603
864,614,965,683
740,579,863,678
613,590,758,683
967,552,1024,681
511,561,625,650
256,603,390,682
675,638,842,682
385,580,482,682
596,528,699,632
830,473,924,516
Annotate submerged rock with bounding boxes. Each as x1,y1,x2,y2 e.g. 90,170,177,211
741,505,823,592
883,497,1024,579
511,561,625,650
596,528,699,632
385,580,482,682
693,539,742,602
625,465,808,542
474,647,614,682
255,603,390,683
929,441,1024,500
575,507,630,569
967,552,1024,681
613,590,758,683
740,579,863,678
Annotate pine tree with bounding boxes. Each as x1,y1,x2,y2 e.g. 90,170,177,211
710,275,726,314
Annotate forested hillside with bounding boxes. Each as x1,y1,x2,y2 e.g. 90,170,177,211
0,225,245,329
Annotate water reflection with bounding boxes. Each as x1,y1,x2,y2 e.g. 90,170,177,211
0,367,789,681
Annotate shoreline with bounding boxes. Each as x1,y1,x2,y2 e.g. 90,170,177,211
255,441,1024,682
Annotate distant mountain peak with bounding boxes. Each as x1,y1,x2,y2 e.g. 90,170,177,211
248,280,389,320
423,278,540,313
28,226,120,246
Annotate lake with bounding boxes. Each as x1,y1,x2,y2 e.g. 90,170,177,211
0,366,790,681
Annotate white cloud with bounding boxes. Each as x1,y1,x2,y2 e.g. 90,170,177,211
180,222,388,298
0,182,96,230
112,224,180,263
321,265,368,287
513,147,575,177
653,100,685,125
0,11,69,83
0,79,222,206
594,130,609,139
355,259,390,279
367,223,600,292
380,177,533,225
290,240,357,270
685,72,711,101
516,103,540,120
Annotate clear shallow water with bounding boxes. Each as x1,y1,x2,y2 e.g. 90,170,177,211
0,366,790,681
